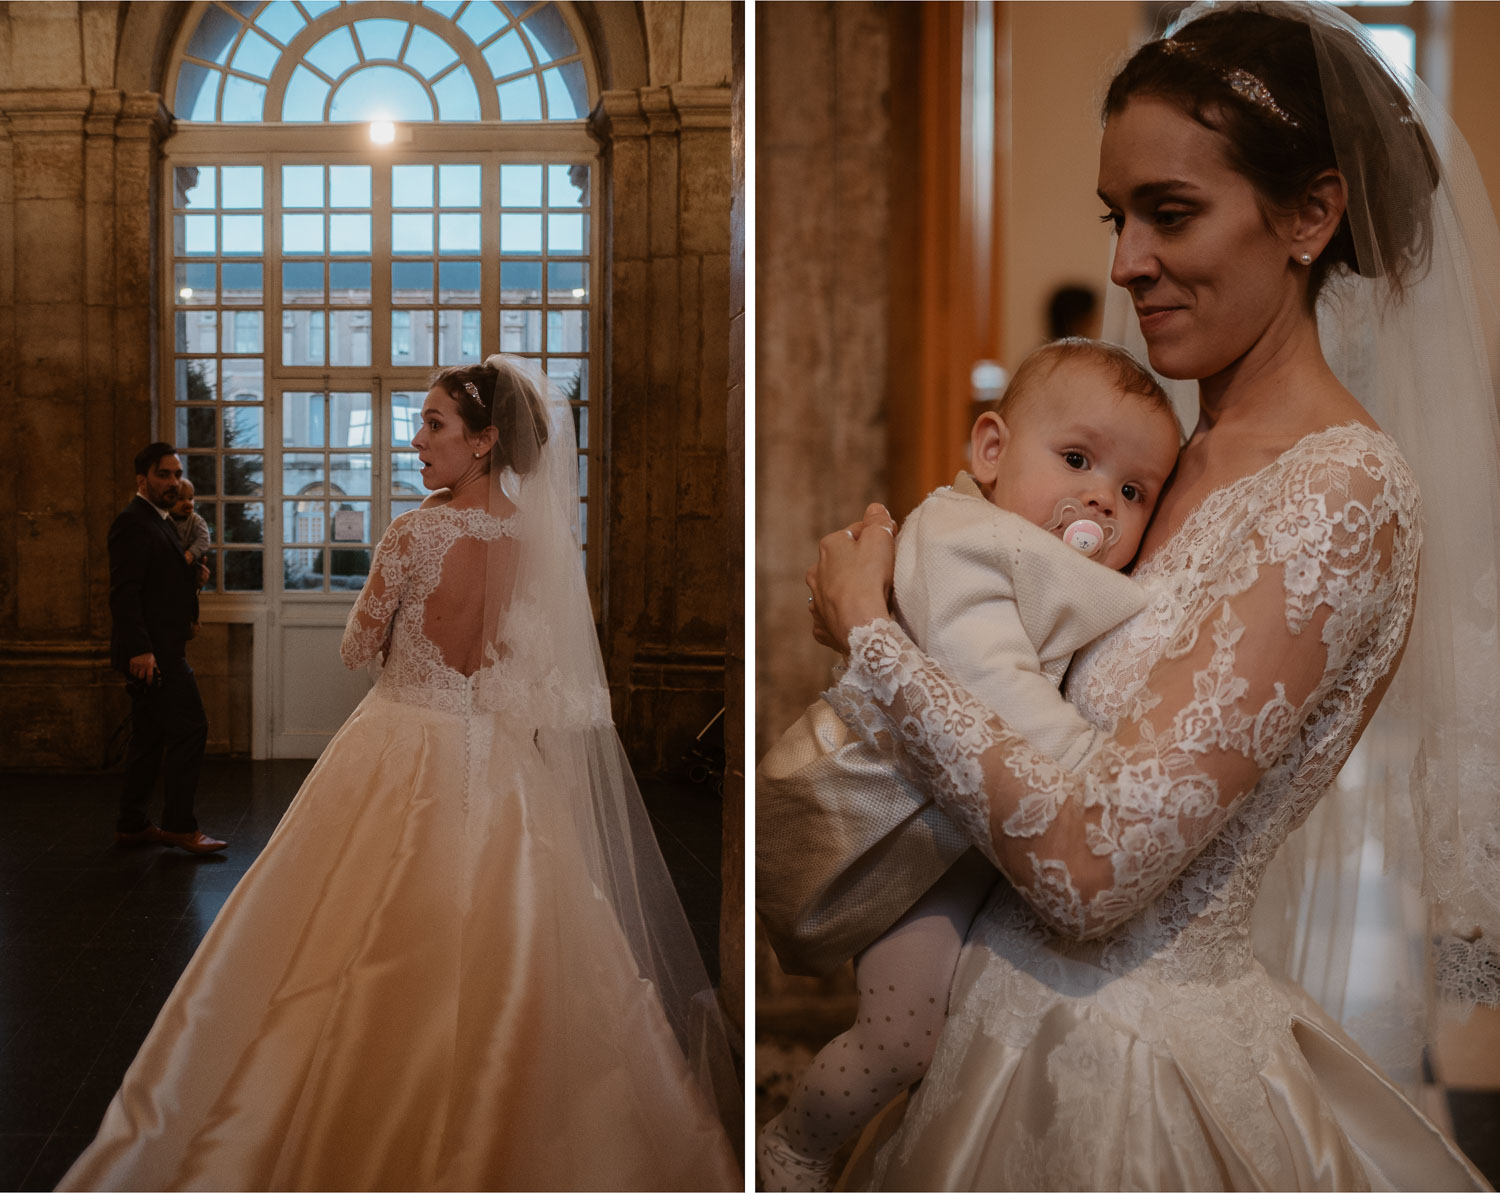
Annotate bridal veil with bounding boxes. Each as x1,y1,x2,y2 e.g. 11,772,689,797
468,355,741,1128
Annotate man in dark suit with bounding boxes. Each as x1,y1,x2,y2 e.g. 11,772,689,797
109,443,227,854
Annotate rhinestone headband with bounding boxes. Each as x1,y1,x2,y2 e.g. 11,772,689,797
462,380,481,403
1159,39,1301,129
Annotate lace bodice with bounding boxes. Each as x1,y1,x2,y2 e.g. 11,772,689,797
340,505,513,713
340,505,611,727
831,424,1421,982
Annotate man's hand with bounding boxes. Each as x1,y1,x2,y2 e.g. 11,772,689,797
129,652,159,684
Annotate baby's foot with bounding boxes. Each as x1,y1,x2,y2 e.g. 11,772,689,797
757,1111,838,1192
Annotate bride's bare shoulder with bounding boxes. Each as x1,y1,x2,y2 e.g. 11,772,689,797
420,489,454,509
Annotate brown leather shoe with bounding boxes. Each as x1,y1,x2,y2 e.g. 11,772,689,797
114,825,165,847
156,829,228,854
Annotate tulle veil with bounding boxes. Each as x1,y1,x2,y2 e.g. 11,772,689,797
1102,0,1500,1086
468,354,742,1130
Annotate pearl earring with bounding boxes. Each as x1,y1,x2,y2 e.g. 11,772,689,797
472,451,484,458
1298,252,1313,265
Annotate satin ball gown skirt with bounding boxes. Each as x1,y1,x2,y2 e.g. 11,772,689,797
844,894,1488,1192
58,689,740,1191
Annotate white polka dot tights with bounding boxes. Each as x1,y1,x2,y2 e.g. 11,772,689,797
774,857,993,1164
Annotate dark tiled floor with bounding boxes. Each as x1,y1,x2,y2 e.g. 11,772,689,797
1448,1089,1500,1187
0,759,724,1192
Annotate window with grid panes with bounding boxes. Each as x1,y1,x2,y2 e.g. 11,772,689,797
172,164,269,593
163,1,600,601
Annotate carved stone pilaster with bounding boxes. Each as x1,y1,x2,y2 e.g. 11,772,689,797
588,89,650,141
669,83,734,129
0,87,168,768
587,81,733,774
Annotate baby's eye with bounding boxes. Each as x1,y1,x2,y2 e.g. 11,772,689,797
1064,451,1088,470
1122,483,1143,503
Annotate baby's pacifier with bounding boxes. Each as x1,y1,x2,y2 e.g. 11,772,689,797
1043,498,1119,560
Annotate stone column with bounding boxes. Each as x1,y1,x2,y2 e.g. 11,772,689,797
589,81,733,777
755,2,898,756
0,87,167,767
753,0,906,1124
720,0,746,1032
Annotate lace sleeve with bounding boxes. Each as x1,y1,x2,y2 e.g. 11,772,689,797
831,448,1417,939
340,518,411,669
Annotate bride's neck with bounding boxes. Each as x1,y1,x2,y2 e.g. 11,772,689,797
443,462,492,508
1193,314,1355,443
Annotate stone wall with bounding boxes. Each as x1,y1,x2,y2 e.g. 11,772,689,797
753,0,909,1104
591,4,735,776
721,0,747,1032
190,623,253,756
0,0,169,766
755,0,900,759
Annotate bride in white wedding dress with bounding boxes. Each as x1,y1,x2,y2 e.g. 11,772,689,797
60,356,740,1191
803,4,1500,1189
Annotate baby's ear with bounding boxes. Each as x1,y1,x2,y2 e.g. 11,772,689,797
970,411,1009,487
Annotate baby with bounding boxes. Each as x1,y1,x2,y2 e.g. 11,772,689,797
757,338,1181,1190
170,480,210,568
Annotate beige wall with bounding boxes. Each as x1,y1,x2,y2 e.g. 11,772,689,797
1451,3,1500,206
1003,1,1143,364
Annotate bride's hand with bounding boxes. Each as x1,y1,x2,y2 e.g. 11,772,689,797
806,503,898,652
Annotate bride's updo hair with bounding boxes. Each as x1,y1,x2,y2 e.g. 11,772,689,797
433,358,550,476
1103,5,1437,302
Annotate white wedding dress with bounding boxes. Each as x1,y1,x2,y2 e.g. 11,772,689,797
832,424,1487,1190
60,504,739,1192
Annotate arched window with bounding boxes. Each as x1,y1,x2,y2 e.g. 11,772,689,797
162,1,600,602
171,0,591,123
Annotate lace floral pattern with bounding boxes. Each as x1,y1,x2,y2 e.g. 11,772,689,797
834,424,1420,971
876,923,1306,1187
341,506,611,726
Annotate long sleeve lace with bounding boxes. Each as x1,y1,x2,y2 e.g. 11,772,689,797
830,435,1419,939
340,518,411,669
